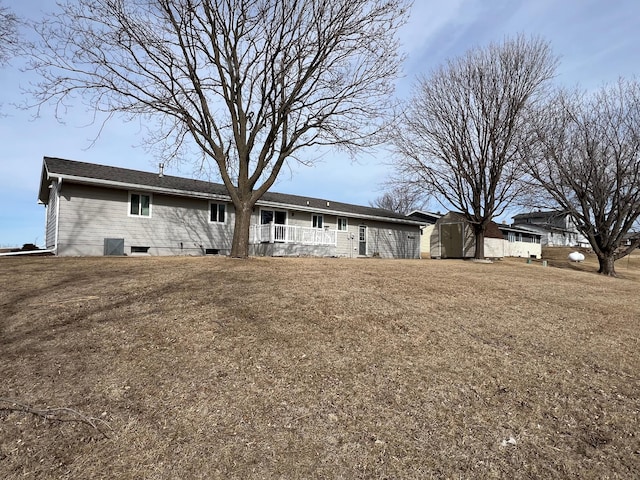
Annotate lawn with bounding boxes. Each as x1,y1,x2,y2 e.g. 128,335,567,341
1,251,639,479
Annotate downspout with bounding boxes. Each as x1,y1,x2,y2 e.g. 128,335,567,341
54,177,62,255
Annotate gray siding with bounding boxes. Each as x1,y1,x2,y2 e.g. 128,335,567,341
362,221,421,259
56,183,234,256
249,210,420,259
45,181,59,249
54,182,421,258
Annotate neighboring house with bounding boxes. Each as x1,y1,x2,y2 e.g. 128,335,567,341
429,212,542,259
622,231,640,248
512,210,589,247
407,210,442,258
38,157,423,258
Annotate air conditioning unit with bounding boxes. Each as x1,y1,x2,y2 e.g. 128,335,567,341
104,238,125,256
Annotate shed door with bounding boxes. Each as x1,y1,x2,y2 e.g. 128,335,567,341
440,223,463,258
359,226,367,255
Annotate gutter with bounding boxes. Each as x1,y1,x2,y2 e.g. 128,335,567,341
0,249,55,257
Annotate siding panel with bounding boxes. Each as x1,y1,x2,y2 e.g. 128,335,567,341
57,183,234,256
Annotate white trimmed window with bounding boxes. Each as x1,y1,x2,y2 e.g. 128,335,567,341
129,192,151,217
210,202,226,223
312,214,323,229
337,217,348,231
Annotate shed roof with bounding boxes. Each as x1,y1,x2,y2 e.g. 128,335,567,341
39,157,423,225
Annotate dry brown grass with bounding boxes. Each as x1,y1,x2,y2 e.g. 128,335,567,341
1,252,639,479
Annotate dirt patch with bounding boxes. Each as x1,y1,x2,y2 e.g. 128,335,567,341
1,255,639,479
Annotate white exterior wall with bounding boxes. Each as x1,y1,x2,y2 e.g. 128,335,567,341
505,240,541,258
484,238,542,259
419,225,435,258
484,238,505,258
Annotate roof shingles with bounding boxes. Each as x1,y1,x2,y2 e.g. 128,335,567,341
40,157,419,223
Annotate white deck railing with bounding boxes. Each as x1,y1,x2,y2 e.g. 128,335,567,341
250,223,337,246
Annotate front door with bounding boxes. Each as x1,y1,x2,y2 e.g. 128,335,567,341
359,226,367,255
261,210,287,241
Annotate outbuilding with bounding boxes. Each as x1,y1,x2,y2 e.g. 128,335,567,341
429,211,542,259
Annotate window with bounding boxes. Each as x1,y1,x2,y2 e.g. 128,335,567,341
131,246,150,254
312,214,323,229
260,210,286,225
337,217,348,231
210,202,226,223
129,193,151,217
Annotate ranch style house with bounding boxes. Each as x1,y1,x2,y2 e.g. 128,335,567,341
38,157,423,258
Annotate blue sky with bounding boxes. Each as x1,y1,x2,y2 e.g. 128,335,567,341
1,0,638,247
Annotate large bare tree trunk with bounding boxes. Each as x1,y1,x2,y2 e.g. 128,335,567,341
230,202,253,258
473,226,485,259
597,254,616,276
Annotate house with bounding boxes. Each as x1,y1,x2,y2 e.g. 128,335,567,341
429,211,542,259
512,210,589,248
38,157,423,258
622,231,640,248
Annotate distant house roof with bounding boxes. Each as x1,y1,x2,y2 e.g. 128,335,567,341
39,157,423,225
498,224,543,237
512,210,569,221
407,210,442,224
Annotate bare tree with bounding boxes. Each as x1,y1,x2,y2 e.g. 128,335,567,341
26,0,410,257
0,1,18,66
392,35,557,258
525,80,640,276
370,183,427,214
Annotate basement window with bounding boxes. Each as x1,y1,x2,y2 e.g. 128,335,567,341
131,246,150,254
205,248,220,255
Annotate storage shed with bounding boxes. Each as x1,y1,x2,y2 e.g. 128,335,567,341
430,212,542,259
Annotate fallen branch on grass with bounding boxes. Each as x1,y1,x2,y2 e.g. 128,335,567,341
0,398,113,439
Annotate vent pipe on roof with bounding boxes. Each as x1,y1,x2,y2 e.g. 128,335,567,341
159,163,164,177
